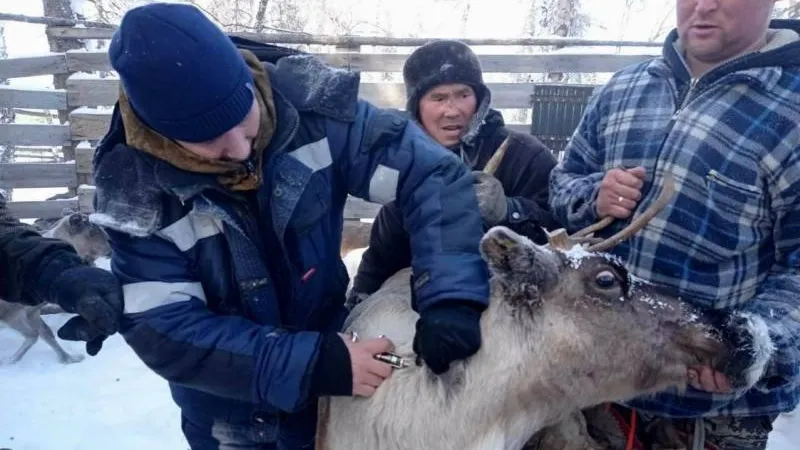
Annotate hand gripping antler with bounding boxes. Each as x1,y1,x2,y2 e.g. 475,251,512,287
547,172,677,252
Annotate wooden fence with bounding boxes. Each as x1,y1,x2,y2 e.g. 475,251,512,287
0,24,661,221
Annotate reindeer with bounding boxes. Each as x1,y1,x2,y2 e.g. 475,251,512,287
315,173,775,450
0,211,112,365
42,209,112,264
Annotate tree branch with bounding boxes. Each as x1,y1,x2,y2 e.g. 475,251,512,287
0,12,114,28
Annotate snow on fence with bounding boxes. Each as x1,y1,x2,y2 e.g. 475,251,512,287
0,24,661,221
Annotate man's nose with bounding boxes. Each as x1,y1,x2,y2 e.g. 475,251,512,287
695,0,719,14
221,133,252,161
442,101,460,118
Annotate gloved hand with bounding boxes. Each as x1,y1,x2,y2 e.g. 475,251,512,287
48,266,124,356
413,301,484,374
472,171,508,225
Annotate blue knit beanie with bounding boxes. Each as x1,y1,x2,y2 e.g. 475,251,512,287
109,3,255,143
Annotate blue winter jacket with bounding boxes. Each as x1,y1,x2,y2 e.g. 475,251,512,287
90,54,489,438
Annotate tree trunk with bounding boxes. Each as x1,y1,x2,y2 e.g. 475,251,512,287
254,0,271,33
0,23,14,200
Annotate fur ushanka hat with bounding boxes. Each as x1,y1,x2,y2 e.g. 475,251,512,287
402,39,488,119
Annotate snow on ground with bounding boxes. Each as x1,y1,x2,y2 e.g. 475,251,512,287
0,260,188,449
0,318,189,450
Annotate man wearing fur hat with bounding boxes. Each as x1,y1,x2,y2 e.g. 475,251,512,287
349,39,559,311
91,4,495,448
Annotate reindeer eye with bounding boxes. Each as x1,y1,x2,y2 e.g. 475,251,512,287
595,270,617,288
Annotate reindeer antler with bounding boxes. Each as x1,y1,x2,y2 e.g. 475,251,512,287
546,173,676,252
483,137,510,176
587,173,676,252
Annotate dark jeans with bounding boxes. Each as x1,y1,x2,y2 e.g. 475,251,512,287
180,406,316,450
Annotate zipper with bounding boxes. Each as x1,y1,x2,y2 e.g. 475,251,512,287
671,77,699,120
244,158,256,176
630,74,703,228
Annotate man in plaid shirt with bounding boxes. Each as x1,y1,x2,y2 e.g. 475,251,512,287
548,0,800,448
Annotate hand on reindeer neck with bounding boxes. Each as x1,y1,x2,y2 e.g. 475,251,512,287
413,300,486,374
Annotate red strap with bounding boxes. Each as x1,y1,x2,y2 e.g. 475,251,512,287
603,403,644,450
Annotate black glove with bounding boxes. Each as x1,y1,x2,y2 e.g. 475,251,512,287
412,301,484,374
48,266,124,356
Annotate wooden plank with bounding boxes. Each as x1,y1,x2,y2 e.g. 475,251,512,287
68,77,541,109
66,76,117,107
69,111,111,141
0,54,68,79
0,86,67,109
64,51,656,74
0,162,77,189
506,124,530,134
47,27,662,48
75,145,95,176
66,51,111,73
77,184,94,213
6,199,79,220
344,196,381,220
0,124,71,146
341,220,372,254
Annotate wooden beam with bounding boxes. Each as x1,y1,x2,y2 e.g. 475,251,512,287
46,26,662,48
6,199,79,220
344,196,381,220
0,54,68,79
75,145,95,184
341,220,372,254
0,85,67,110
62,51,655,74
506,124,530,134
0,12,113,29
77,184,94,213
66,51,111,73
67,77,545,109
69,110,111,141
0,124,71,146
67,76,116,107
0,162,77,189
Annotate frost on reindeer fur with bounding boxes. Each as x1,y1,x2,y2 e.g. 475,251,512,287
89,212,154,237
736,312,776,392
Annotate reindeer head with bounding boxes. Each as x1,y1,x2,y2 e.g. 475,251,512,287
47,212,112,264
478,174,773,408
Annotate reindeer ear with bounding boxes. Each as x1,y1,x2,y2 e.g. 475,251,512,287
480,226,533,272
480,226,559,285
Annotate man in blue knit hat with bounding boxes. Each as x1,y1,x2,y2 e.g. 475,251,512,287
91,2,491,449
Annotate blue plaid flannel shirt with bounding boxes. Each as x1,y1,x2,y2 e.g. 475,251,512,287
548,27,800,418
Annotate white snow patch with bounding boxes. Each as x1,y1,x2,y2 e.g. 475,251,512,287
561,244,594,268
